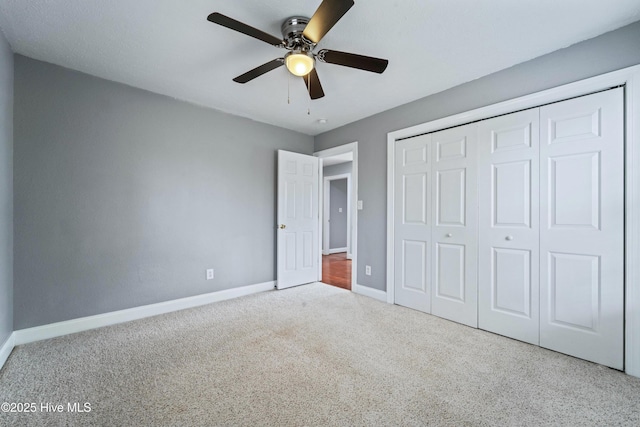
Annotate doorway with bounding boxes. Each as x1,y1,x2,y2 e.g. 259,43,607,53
323,173,351,289
314,142,358,291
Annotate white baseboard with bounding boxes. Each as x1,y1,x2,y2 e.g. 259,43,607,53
14,281,276,346
0,332,15,371
347,253,353,260
328,247,347,254
353,283,387,303
322,250,330,255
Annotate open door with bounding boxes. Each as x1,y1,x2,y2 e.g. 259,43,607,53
277,150,320,289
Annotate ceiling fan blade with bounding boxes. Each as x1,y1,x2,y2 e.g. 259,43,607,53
317,49,388,73
233,59,285,84
302,0,354,44
207,12,284,47
302,68,325,100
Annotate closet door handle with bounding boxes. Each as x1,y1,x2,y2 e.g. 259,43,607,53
445,233,453,238
505,235,514,241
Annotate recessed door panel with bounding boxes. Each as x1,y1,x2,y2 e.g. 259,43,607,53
284,232,297,271
285,160,297,174
493,160,531,228
404,173,428,224
285,180,297,220
492,124,532,152
437,169,466,226
303,182,314,219
436,243,465,301
404,145,428,166
302,231,314,269
492,248,531,317
478,108,540,346
437,138,466,161
549,109,601,144
548,252,599,331
403,240,427,292
549,152,600,229
540,88,623,370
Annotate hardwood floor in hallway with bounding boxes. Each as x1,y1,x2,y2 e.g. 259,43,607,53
322,253,351,290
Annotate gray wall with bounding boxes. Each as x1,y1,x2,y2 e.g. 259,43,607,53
0,30,13,345
14,56,313,329
329,179,348,250
323,162,352,178
314,20,640,291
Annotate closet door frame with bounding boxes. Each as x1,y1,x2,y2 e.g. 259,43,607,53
386,64,640,378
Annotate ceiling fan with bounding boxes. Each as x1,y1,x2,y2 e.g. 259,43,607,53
207,0,389,100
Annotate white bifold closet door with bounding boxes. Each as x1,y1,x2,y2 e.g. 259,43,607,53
396,88,624,369
394,125,478,327
477,88,624,369
477,109,540,345
430,125,478,327
539,88,624,370
394,134,432,313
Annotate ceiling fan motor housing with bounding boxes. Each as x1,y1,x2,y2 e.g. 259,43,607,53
281,16,312,50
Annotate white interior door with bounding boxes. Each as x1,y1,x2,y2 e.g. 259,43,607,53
539,88,624,369
430,124,478,327
394,134,432,313
478,109,540,344
277,150,320,290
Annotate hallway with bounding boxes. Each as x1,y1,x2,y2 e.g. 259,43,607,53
321,253,351,290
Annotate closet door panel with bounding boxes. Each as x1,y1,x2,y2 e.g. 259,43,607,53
394,134,432,313
540,88,624,370
478,109,540,345
431,124,478,327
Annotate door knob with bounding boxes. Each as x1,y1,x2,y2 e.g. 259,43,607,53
279,224,286,229
446,233,453,238
505,235,513,241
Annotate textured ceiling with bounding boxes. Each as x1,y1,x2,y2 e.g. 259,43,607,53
0,1,639,136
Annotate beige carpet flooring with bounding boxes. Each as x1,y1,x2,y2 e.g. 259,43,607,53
1,282,639,426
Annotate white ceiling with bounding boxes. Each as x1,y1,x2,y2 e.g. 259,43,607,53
1,1,639,136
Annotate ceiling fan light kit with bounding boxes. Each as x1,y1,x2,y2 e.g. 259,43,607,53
207,0,388,100
285,51,315,77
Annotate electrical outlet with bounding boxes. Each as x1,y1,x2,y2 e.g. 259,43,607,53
338,207,343,213
357,200,363,210
365,265,372,276
206,269,214,280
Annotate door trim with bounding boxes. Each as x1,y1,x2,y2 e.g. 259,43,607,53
314,142,358,290
386,64,640,378
323,173,351,256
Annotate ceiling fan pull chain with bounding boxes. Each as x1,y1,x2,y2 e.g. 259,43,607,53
307,76,311,115
287,72,291,104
